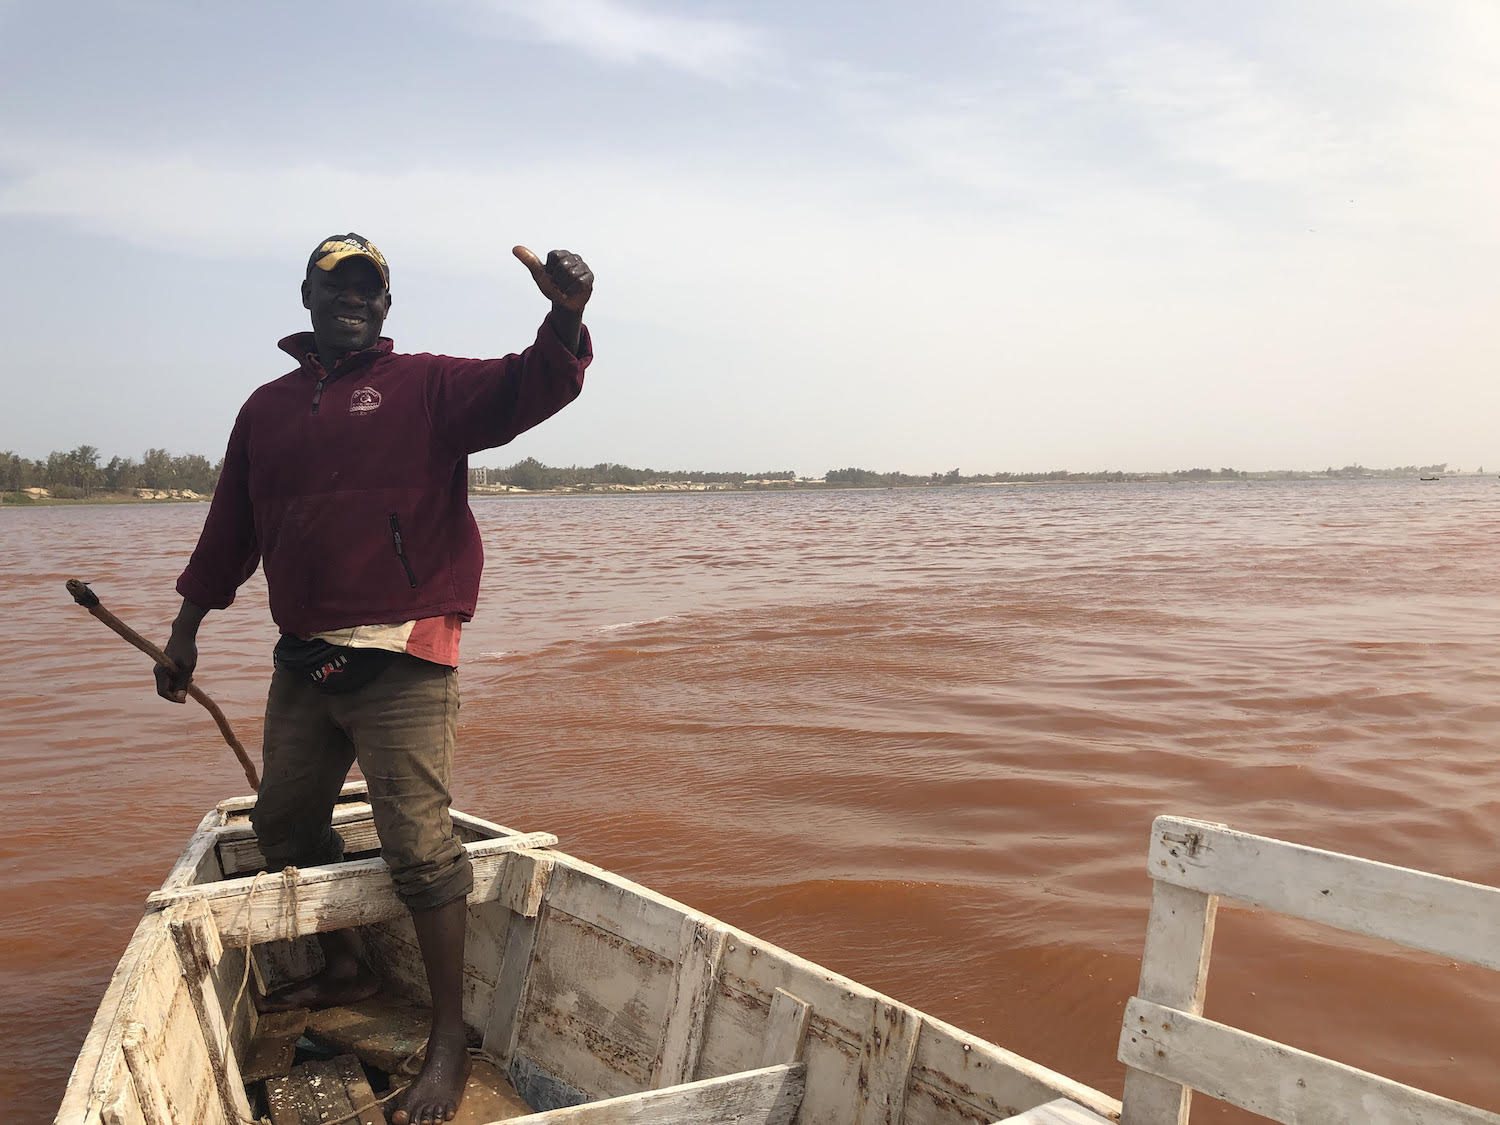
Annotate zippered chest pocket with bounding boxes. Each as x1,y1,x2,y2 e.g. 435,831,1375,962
389,513,418,588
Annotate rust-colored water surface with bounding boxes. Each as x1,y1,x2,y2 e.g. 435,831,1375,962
4,479,1499,1122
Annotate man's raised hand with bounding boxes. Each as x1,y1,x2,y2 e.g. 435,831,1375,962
513,246,593,312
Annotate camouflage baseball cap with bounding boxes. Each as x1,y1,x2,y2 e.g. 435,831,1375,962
306,233,390,288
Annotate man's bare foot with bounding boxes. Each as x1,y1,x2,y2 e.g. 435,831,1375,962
255,960,380,1013
388,1027,470,1124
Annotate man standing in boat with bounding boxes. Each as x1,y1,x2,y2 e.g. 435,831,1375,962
155,233,593,1124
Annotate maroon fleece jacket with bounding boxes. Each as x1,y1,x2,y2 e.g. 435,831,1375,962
177,314,591,635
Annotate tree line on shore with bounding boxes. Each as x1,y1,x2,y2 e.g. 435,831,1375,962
473,458,803,490
1,446,220,499
1,446,1458,502
476,458,1453,490
826,463,1452,486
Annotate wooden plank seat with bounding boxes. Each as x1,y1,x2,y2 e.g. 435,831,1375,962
145,832,559,945
1112,816,1500,1125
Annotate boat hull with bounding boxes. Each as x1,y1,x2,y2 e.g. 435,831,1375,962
56,785,1118,1124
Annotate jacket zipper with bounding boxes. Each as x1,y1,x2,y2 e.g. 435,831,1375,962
311,377,326,415
389,514,418,588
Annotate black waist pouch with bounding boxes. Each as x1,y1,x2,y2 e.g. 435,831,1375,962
273,634,399,694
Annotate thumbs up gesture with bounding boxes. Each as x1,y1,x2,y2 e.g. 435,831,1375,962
513,246,594,313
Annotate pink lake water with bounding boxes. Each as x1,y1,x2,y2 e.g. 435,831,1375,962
4,478,1500,1121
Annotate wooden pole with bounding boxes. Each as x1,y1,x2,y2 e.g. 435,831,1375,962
65,578,260,791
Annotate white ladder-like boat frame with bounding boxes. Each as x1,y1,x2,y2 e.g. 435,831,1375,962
1005,815,1500,1125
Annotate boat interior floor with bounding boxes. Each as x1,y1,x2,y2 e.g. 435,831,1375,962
247,991,533,1125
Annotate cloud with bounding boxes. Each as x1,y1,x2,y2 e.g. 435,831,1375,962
817,0,1500,251
0,144,941,329
471,0,772,80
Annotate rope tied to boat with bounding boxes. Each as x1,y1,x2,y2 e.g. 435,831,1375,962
229,871,268,1032
227,866,301,1020
282,866,300,942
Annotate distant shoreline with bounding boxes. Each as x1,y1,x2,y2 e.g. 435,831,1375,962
4,473,1484,509
1,492,209,507
5,448,1462,505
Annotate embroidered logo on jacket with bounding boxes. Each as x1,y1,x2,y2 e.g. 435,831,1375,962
349,387,383,415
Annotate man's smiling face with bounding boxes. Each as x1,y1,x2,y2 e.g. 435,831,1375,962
301,257,391,360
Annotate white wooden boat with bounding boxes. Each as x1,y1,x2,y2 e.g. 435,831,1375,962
54,785,1500,1125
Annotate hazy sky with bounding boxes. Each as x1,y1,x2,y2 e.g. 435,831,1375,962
2,0,1496,475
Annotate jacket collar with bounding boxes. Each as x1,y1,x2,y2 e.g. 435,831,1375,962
277,333,395,377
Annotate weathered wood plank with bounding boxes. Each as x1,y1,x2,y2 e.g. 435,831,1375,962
902,1020,1125,1125
486,906,539,1068
544,857,697,961
711,939,872,1121
98,1077,147,1125
1119,997,1500,1125
214,801,374,845
513,906,675,1098
158,810,223,892
497,1063,805,1125
158,980,224,1125
217,806,382,876
219,822,384,882
251,936,324,994
759,988,810,1067
463,898,512,986
166,899,223,970
1119,878,1217,1125
122,933,187,1065
145,833,558,944
460,899,511,1027
532,853,1117,1120
450,807,527,840
855,1000,922,1125
265,1054,381,1125
304,995,430,1073
240,1008,309,1082
1149,815,1500,970
483,860,553,1065
992,1098,1115,1124
656,918,728,1088
500,851,555,918
165,901,254,1124
336,1054,385,1125
504,848,1118,1122
207,944,255,1072
112,926,223,1125
216,779,366,816
264,1071,319,1125
698,927,1121,1125
119,1026,172,1125
56,915,169,1125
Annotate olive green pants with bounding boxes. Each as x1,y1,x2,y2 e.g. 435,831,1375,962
249,656,473,911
